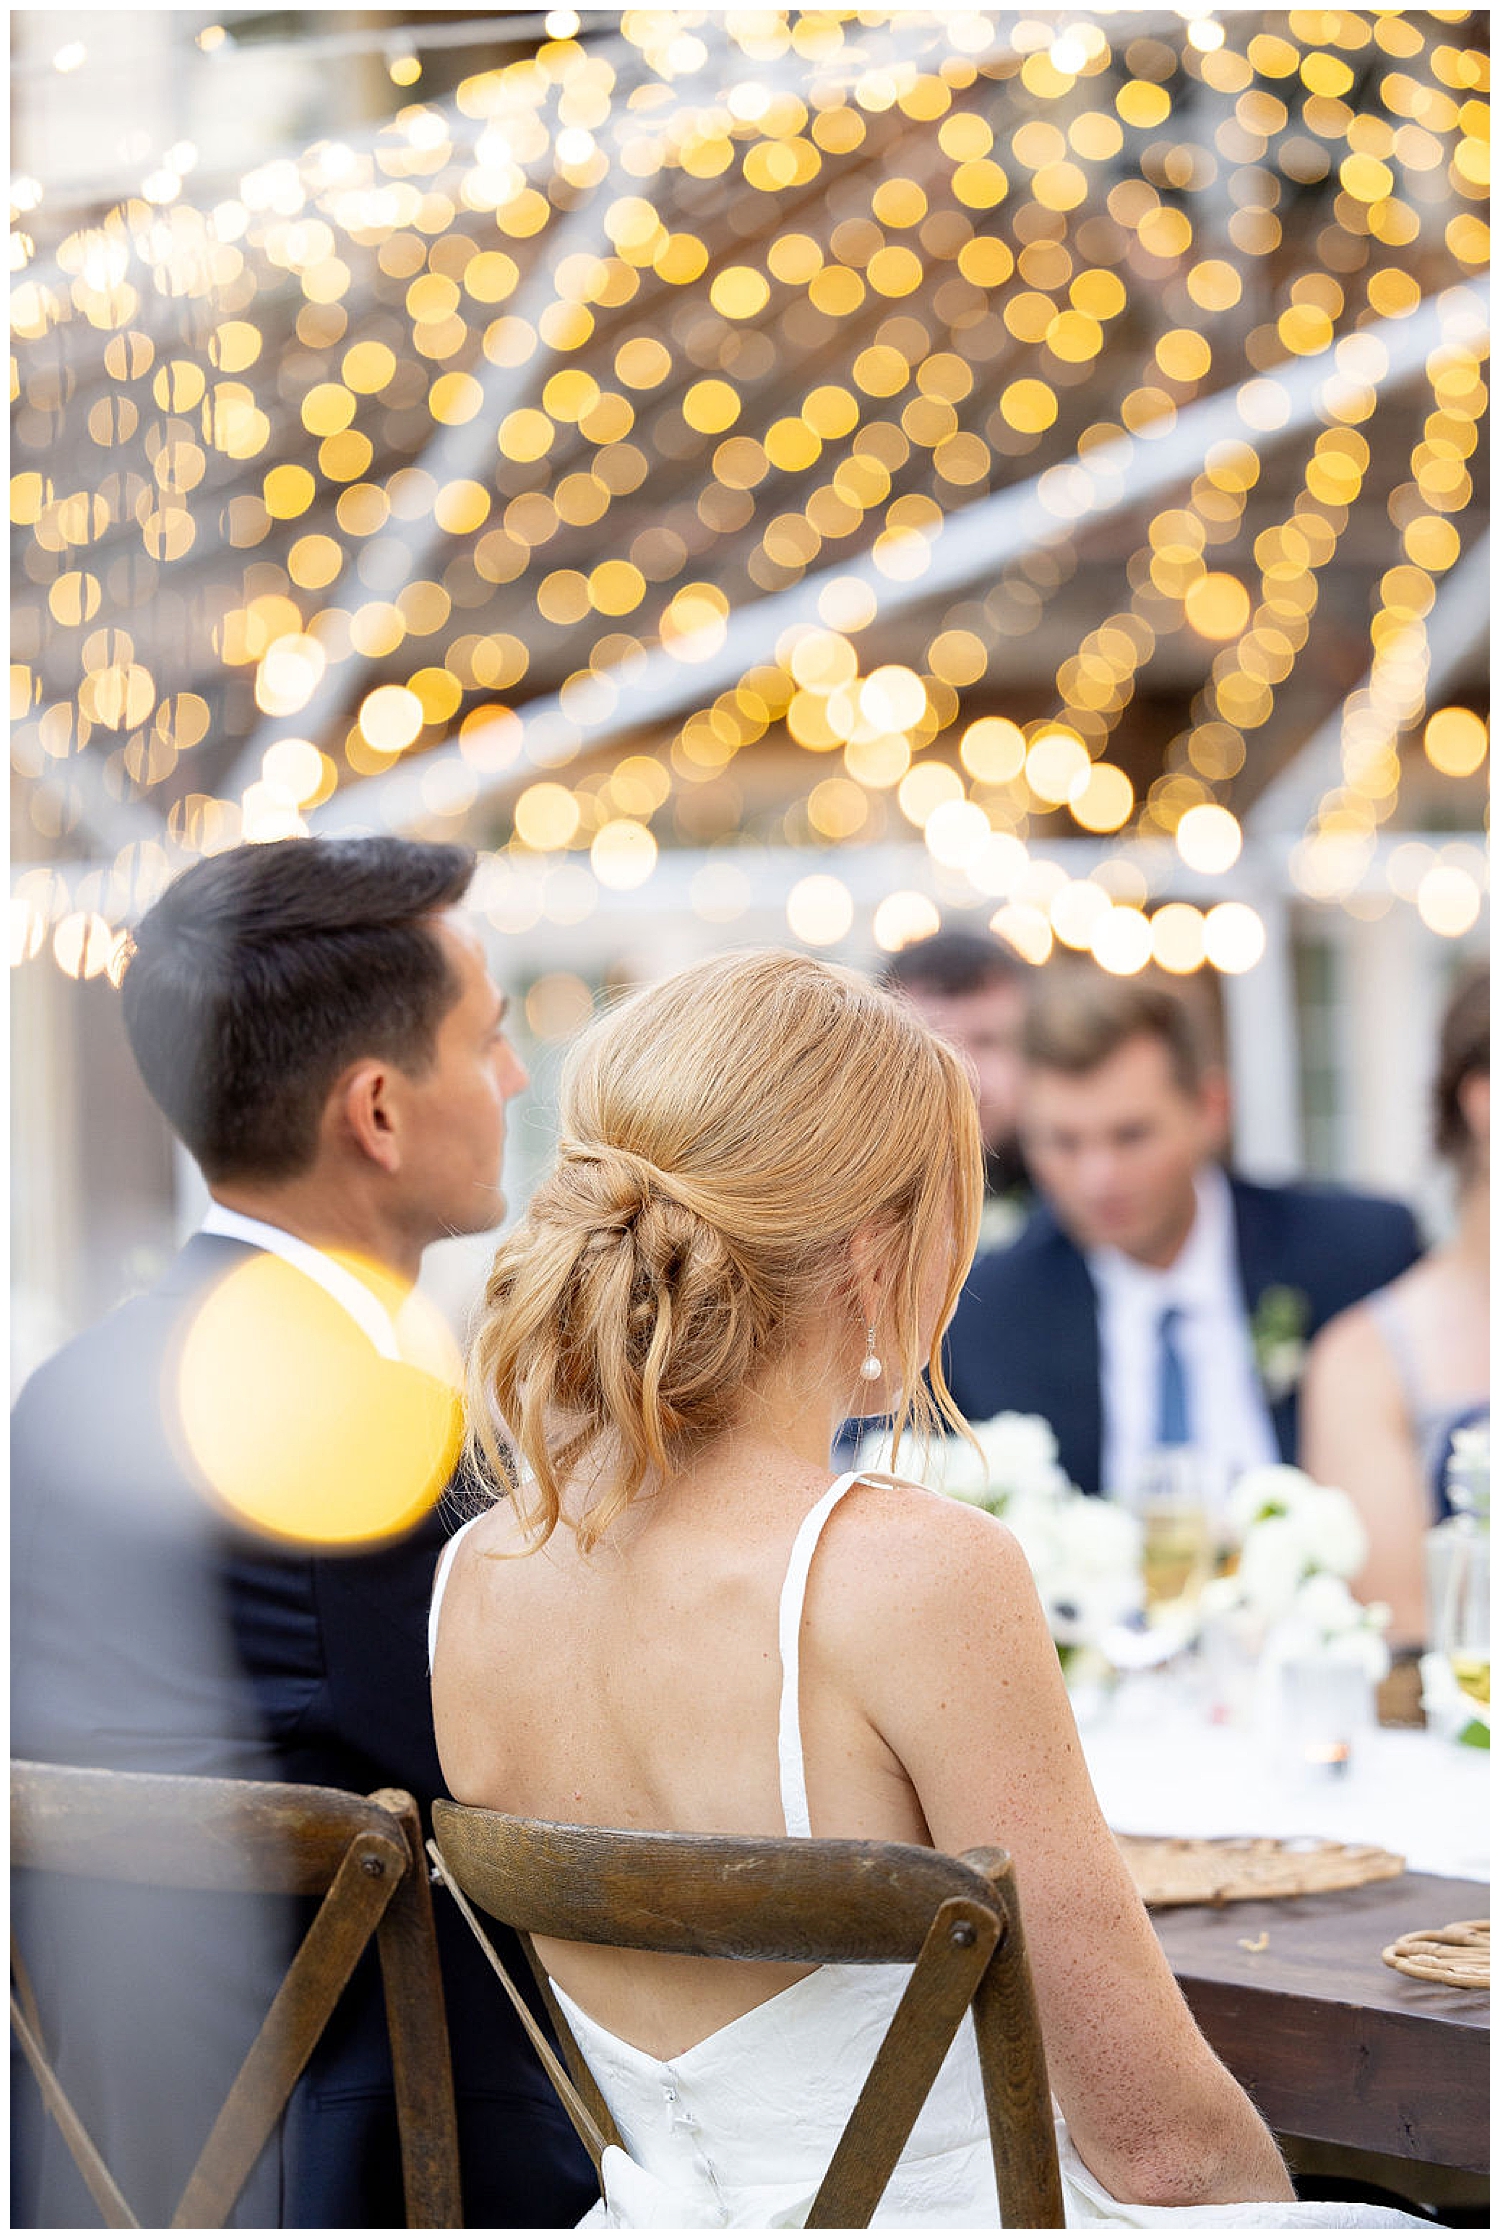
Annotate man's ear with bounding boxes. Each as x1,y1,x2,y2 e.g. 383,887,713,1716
1198,1065,1232,1156
1457,1067,1489,1142
338,1060,402,1174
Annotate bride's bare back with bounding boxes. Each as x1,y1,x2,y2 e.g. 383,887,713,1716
432,1446,934,2054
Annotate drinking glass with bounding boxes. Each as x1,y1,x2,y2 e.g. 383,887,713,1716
1429,1516,1490,1714
1125,1450,1215,1629
1276,1653,1373,1780
1426,1431,1490,1724
1100,1452,1220,1680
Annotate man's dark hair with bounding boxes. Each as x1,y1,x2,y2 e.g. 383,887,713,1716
1024,968,1205,1097
1433,961,1488,1163
879,928,1031,1000
121,836,475,1182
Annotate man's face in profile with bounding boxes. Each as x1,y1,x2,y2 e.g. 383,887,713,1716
394,915,529,1241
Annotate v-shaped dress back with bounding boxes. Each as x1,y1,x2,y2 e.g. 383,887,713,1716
430,1478,1426,2230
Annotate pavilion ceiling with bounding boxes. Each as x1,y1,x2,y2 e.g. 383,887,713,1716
10,6,1490,979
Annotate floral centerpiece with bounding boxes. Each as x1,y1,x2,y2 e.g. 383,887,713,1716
853,1412,1142,1673
1197,1466,1391,1737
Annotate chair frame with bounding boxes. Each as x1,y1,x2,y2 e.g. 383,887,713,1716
12,1761,463,2230
431,1804,1065,2228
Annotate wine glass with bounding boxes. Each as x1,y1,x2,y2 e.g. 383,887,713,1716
1101,1451,1219,1675
1128,1449,1216,1624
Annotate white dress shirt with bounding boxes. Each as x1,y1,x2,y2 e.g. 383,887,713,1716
199,1203,402,1361
1086,1164,1278,1505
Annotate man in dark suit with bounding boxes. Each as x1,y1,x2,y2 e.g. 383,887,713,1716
12,837,597,2228
944,971,1420,1498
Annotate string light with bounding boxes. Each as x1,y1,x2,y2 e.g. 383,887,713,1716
9,9,1487,982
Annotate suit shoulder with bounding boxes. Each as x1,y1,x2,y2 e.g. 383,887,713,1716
14,1291,165,1406
1230,1177,1420,1314
1234,1176,1417,1244
964,1210,1076,1294
12,1290,190,1498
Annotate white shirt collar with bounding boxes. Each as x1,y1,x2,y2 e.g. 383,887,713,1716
199,1203,402,1362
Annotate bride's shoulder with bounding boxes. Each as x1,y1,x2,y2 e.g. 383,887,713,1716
817,1480,1050,1695
835,1472,1030,1596
438,1495,540,1594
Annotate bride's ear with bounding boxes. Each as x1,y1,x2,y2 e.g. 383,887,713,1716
847,1216,897,1329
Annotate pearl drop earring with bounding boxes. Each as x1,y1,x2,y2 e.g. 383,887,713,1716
859,1324,883,1382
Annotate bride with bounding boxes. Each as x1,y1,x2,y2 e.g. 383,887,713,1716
431,949,1422,2230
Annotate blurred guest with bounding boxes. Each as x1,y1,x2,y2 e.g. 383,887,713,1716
1301,965,1489,1645
12,838,596,2228
945,971,1421,1499
882,927,1034,1246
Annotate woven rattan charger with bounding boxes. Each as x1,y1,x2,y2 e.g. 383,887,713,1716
1382,1919,1489,1989
1116,1832,1406,1908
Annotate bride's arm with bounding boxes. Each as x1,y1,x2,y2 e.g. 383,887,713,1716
840,1490,1293,2208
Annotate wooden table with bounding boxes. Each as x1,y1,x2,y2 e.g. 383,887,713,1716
1153,1870,1489,2177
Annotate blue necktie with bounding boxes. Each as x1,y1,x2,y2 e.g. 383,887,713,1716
1156,1305,1191,1448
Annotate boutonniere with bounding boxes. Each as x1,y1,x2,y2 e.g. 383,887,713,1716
1250,1284,1311,1404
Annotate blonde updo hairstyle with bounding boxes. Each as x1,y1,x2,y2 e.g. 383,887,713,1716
469,949,984,1551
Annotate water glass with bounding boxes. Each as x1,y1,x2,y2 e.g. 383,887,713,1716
1275,1653,1374,1780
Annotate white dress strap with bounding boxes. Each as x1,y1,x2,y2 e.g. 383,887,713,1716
427,1512,486,1675
776,1470,867,1840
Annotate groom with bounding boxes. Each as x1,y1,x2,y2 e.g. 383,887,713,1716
11,837,597,2228
944,970,1420,1498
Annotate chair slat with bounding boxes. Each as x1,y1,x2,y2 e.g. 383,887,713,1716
12,1763,463,2230
12,1762,396,1895
170,1830,406,2228
369,1792,465,2231
806,1895,1001,2227
963,1847,1066,2229
10,1990,141,2229
431,1806,1011,1964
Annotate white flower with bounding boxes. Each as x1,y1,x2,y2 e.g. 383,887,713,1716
1045,1571,1141,1648
1065,1498,1142,1577
1002,1492,1066,1581
971,1412,1068,1502
1199,1574,1244,1620
1420,1650,1492,1740
1234,1514,1306,1620
1259,1570,1391,1682
1293,1571,1363,1636
1229,1463,1316,1536
927,1439,992,1501
1293,1486,1368,1579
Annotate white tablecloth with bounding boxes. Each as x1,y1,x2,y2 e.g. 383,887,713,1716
1080,1680,1490,1885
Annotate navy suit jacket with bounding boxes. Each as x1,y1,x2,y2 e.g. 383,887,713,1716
11,1233,596,2230
943,1175,1421,1495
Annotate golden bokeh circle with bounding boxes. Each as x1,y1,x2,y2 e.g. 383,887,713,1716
176,1255,462,1548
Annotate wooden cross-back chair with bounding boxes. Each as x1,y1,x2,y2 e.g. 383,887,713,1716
430,1804,1066,2228
11,1762,462,2230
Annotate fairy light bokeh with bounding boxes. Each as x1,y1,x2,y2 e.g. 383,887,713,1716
11,5,1488,1004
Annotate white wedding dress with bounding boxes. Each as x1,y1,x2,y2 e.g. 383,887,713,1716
430,1472,1426,2230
